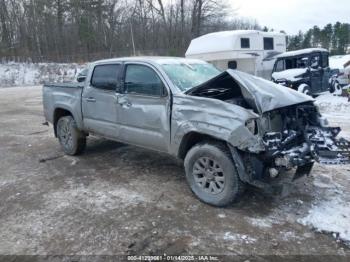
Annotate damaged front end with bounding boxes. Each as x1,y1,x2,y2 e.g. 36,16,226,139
261,103,350,180
185,69,349,186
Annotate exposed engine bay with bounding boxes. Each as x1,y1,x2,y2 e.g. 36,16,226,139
255,103,350,182
262,103,350,165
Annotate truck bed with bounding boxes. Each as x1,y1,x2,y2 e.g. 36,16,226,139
43,82,84,128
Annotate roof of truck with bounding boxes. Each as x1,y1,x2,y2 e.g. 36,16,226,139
277,48,328,58
93,56,207,65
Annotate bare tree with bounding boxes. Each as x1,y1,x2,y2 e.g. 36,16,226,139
0,0,264,62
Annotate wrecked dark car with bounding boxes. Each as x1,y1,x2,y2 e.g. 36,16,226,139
43,57,350,207
271,48,331,96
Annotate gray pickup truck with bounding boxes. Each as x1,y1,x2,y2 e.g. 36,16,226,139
43,57,350,206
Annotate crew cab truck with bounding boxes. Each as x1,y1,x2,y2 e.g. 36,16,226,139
43,57,350,207
271,48,331,96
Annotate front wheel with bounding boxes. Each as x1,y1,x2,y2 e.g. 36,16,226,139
298,84,311,96
56,115,86,155
184,142,245,207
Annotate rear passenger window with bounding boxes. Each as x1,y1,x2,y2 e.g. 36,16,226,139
91,64,120,91
124,64,164,96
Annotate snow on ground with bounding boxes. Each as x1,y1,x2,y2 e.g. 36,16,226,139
298,193,350,243
0,62,85,88
330,55,350,69
315,92,350,139
299,92,350,244
315,92,350,115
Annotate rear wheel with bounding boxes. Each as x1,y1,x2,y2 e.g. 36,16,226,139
184,142,245,207
56,115,86,155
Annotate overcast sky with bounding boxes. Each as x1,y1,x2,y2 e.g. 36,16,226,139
229,0,350,34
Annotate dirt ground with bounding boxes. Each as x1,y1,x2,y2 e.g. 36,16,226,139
0,86,350,260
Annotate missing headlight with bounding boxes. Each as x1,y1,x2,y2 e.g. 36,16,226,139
246,119,258,135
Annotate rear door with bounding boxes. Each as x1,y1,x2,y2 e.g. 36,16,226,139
82,63,121,139
116,62,171,152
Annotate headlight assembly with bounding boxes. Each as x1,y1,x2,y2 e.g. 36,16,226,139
246,119,258,135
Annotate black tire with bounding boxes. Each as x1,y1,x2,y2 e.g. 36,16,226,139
184,141,245,207
56,115,86,155
329,80,335,93
299,84,311,96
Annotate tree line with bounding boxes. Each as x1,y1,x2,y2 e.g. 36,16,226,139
287,22,350,55
0,0,260,62
1,1,349,63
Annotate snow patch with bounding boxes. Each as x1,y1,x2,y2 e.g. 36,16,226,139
247,217,273,228
280,231,305,241
313,173,342,189
330,55,350,69
0,62,85,88
315,92,350,115
222,232,257,244
277,48,328,59
298,195,350,243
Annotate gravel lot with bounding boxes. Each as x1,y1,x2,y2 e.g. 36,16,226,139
0,86,350,260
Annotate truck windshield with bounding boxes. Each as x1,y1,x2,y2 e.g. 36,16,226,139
161,63,222,92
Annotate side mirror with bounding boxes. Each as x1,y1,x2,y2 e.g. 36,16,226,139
77,68,88,83
77,75,86,82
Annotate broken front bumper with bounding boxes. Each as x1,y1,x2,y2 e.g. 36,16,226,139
264,126,350,174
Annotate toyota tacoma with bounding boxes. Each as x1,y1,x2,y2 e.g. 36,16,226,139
43,57,350,206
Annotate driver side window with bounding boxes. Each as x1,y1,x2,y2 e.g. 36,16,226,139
310,54,321,69
124,64,165,96
275,60,285,72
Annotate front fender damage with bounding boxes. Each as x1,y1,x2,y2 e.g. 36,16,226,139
228,125,264,153
171,95,263,154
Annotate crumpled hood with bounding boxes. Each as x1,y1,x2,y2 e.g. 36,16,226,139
186,69,314,113
229,70,314,113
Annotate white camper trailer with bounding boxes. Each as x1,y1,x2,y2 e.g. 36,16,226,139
185,30,287,79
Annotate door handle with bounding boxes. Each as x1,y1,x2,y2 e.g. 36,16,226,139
121,101,132,107
86,97,96,102
115,94,132,107
119,100,132,108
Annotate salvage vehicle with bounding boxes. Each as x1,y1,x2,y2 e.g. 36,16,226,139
43,57,350,207
271,48,331,96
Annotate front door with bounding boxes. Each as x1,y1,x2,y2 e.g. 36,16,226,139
116,63,171,152
82,63,121,139
310,53,323,93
